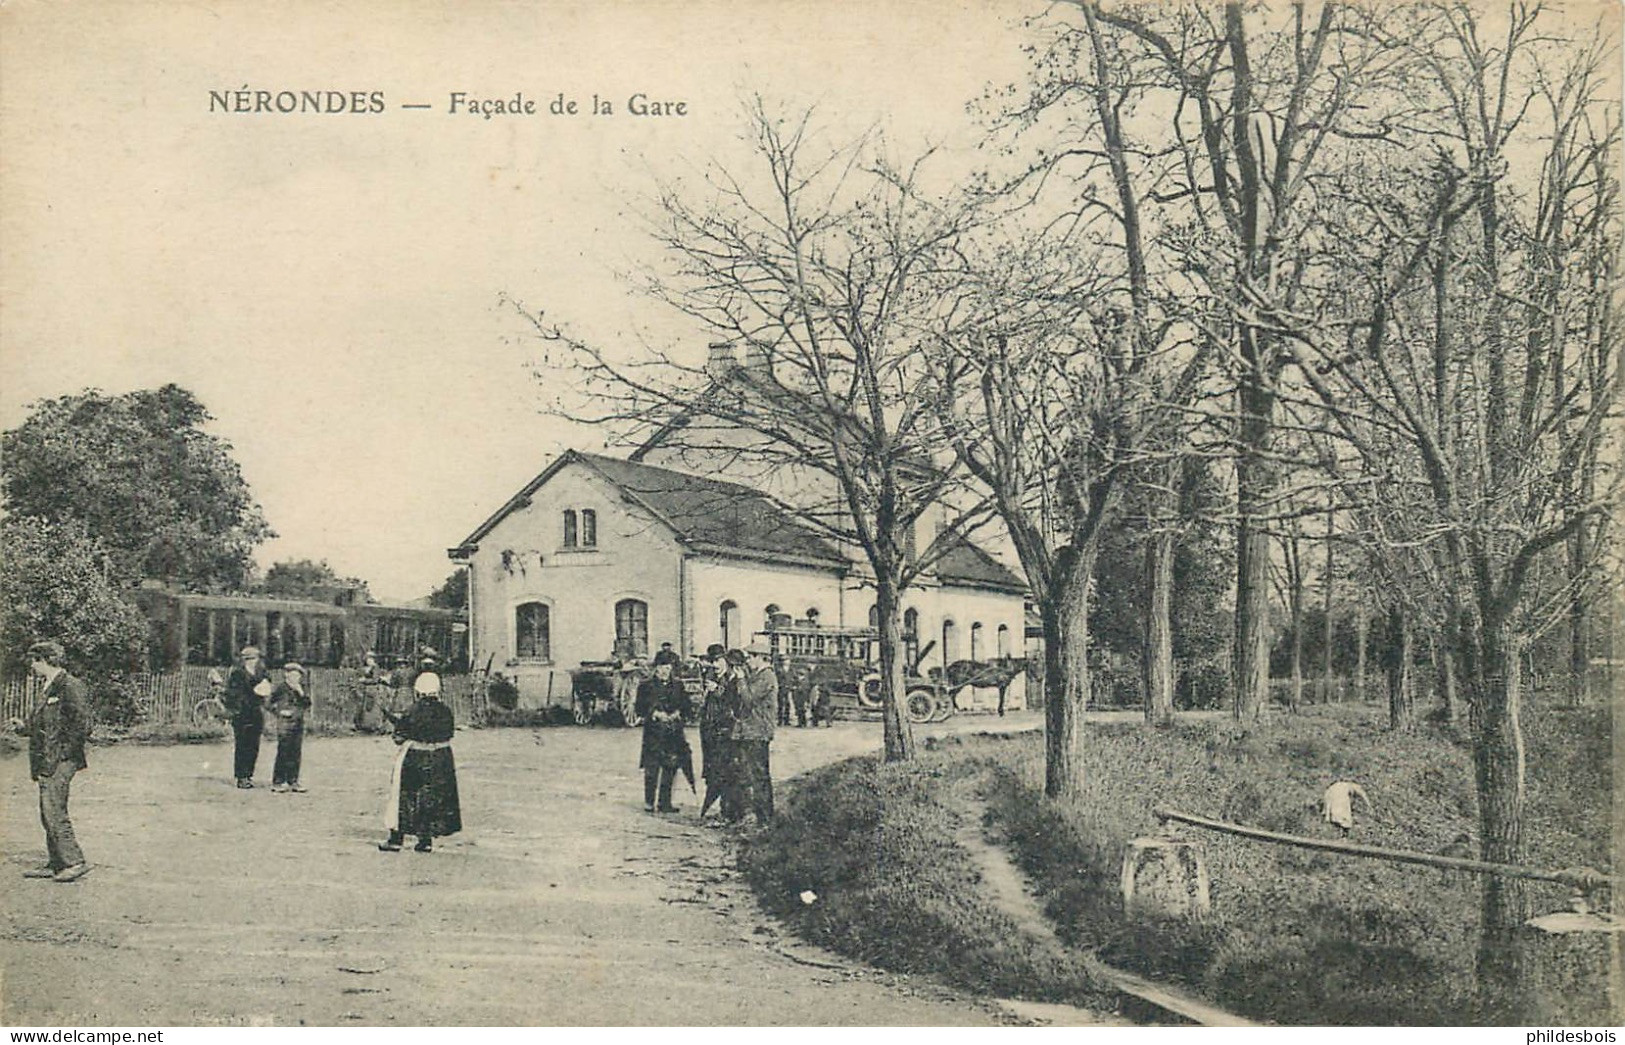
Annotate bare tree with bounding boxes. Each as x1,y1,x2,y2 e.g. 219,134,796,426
517,99,997,762
1053,1,1414,722
1271,5,1621,1012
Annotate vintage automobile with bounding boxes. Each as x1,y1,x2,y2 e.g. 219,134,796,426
758,623,948,724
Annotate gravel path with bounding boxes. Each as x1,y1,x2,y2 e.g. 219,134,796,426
2,714,1044,1026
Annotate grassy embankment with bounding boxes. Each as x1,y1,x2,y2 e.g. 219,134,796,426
741,702,1614,1025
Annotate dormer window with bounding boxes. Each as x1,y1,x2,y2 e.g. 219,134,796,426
563,510,578,548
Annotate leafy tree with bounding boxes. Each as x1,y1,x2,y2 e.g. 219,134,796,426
2,384,274,592
0,516,147,682
257,558,370,602
427,569,468,610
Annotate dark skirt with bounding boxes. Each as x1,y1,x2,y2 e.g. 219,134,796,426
397,748,462,838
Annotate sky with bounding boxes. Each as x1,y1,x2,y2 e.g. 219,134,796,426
0,0,1033,602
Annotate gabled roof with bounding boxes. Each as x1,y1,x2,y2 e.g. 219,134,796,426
449,450,848,570
932,532,1027,594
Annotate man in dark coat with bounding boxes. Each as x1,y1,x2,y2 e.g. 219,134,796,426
635,657,693,813
379,670,461,852
10,640,92,881
225,645,270,788
731,642,778,825
697,644,738,821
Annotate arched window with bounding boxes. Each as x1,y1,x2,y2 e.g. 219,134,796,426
997,623,1011,658
903,608,919,671
970,622,984,662
615,599,649,660
581,509,597,547
868,604,879,628
516,602,551,660
942,619,959,664
563,509,578,548
719,600,741,650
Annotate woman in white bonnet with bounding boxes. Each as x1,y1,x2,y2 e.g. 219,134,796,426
379,658,462,852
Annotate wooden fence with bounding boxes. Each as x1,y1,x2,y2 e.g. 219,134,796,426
2,667,487,731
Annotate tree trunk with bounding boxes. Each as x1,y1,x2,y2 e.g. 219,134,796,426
1043,560,1093,800
1567,528,1589,707
875,574,914,762
1143,528,1176,727
1289,584,1305,713
1386,605,1413,731
1322,514,1335,704
1462,621,1530,1021
1429,633,1459,725
1234,467,1273,720
1356,610,1369,702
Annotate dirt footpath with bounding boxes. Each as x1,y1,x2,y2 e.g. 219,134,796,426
2,714,1041,1026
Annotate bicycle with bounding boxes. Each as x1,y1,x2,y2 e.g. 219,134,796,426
191,670,229,727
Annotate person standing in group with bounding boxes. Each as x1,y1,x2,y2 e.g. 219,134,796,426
731,641,779,826
8,641,92,882
225,645,271,789
697,644,736,821
635,656,693,813
352,650,390,733
379,669,461,853
267,662,311,793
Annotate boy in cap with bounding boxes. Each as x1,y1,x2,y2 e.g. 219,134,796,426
267,663,312,792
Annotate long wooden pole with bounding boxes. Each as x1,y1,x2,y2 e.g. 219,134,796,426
1152,806,1616,893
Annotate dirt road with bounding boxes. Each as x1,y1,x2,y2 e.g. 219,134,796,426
2,714,1043,1026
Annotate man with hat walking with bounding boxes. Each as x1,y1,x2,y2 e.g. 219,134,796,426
731,641,779,825
225,645,271,788
10,640,92,882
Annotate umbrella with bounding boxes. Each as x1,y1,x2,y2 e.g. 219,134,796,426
677,745,697,794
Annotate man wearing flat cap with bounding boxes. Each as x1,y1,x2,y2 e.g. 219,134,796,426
730,641,779,825
225,645,271,788
10,640,92,882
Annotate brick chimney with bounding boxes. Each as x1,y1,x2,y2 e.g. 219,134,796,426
705,341,740,379
743,340,773,376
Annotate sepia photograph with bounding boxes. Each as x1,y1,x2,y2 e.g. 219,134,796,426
1,0,1620,1031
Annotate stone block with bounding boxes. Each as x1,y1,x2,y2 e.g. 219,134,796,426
1121,836,1211,920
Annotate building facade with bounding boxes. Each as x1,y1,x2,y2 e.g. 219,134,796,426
448,450,1028,711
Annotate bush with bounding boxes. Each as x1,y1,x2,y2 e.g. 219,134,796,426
487,673,519,711
738,753,1116,1009
485,705,574,728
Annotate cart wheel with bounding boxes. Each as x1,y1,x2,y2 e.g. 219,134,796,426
905,689,936,724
